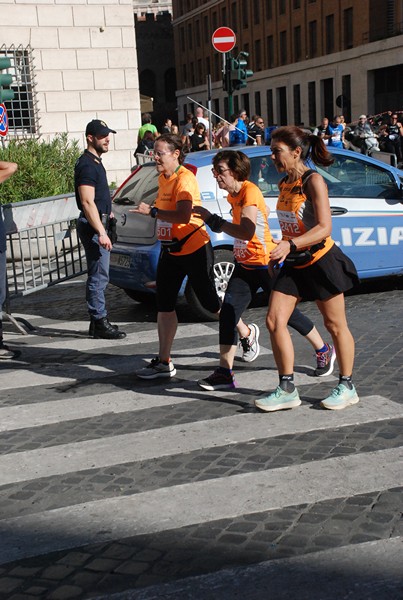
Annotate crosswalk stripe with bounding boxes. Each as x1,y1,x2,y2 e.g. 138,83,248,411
0,344,275,391
0,395,400,485
1,446,401,565
4,321,215,349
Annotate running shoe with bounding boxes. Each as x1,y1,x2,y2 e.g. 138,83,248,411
136,357,176,379
239,323,260,363
315,343,336,377
198,368,236,391
321,383,359,410
255,386,301,412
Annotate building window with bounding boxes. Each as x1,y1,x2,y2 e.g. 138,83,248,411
326,14,335,54
280,31,287,65
293,84,301,125
231,2,237,26
222,7,227,24
293,0,301,8
279,0,286,15
195,20,201,47
187,24,193,50
255,39,261,71
241,93,250,117
182,64,187,87
267,35,274,68
341,74,351,122
344,8,353,49
309,21,317,57
203,16,209,43
255,91,261,116
0,44,39,136
214,53,219,82
242,0,249,28
294,26,301,61
180,27,185,52
308,81,316,126
254,0,260,24
197,58,202,83
190,61,195,87
266,0,273,19
267,89,274,124
212,11,217,32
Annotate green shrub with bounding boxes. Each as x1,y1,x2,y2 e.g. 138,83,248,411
0,133,81,205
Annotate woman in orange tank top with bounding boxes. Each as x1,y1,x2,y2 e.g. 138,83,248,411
255,126,359,413
194,150,334,392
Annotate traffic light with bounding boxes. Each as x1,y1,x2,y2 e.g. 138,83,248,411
233,52,253,91
0,57,15,103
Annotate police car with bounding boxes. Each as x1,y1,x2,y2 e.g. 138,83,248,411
110,146,403,319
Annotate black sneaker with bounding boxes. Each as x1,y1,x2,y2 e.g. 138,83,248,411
198,368,236,391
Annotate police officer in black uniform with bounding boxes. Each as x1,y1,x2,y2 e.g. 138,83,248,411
75,119,126,339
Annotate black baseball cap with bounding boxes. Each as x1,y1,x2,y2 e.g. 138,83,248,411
85,119,117,137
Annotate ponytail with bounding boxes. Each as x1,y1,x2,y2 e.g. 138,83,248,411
307,133,334,167
271,126,334,167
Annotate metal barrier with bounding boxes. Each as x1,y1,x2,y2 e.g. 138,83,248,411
2,194,86,333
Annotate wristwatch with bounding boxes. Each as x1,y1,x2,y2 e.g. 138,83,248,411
150,207,158,218
288,239,297,252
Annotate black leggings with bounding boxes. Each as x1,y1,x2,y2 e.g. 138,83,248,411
219,263,314,346
156,242,220,313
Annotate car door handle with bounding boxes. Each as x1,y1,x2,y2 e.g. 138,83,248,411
330,206,348,215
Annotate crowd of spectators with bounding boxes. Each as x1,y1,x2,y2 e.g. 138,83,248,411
135,109,403,167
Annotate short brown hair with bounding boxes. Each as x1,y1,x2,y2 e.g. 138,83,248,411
212,150,251,181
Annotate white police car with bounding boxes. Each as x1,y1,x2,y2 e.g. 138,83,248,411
110,146,403,319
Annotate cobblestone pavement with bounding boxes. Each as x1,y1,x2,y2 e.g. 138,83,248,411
0,277,402,599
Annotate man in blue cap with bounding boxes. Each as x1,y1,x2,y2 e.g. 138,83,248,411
75,119,126,339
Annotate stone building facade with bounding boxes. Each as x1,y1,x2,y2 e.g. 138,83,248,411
1,0,140,185
172,0,403,127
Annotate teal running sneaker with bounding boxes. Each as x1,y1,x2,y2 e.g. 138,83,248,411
255,386,301,412
321,383,359,410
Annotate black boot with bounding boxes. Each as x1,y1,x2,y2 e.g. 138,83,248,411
89,318,118,337
89,317,126,339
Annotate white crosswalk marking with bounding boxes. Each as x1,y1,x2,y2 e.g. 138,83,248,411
0,313,402,598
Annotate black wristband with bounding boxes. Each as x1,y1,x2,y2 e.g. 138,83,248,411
206,213,226,233
150,207,158,218
288,239,297,252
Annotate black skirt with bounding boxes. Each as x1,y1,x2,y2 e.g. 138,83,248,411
273,244,360,301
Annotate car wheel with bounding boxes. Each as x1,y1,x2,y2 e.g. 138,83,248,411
185,248,234,321
124,289,156,304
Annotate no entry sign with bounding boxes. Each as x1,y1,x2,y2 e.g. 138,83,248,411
212,27,236,53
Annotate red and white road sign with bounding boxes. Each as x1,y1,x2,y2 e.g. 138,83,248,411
0,104,9,137
212,27,236,53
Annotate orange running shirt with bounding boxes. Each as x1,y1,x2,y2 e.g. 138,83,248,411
276,172,334,267
227,180,275,266
155,165,210,255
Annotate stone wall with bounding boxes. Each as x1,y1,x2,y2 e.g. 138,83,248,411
1,0,140,186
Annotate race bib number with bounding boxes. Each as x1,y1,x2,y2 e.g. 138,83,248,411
277,210,301,236
157,219,172,241
233,238,252,261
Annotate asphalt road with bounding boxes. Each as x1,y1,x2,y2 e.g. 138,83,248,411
0,275,402,600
